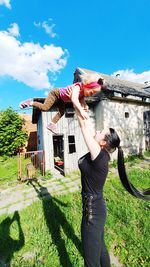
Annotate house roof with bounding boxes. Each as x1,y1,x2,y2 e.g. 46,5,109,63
32,67,150,123
144,86,150,94
74,67,150,98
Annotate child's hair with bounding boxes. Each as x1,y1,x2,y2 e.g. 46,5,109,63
80,73,104,86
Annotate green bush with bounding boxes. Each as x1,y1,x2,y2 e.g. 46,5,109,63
0,108,27,156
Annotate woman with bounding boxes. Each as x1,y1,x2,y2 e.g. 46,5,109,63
75,107,150,267
75,107,120,267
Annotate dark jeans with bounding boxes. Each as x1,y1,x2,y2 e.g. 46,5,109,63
81,192,111,267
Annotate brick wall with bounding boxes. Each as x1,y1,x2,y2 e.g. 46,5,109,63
20,113,37,152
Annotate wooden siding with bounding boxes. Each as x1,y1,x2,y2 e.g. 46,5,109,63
36,107,95,173
36,99,150,173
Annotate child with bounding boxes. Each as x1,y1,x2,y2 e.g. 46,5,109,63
19,74,106,134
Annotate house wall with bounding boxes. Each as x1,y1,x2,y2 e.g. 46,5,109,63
37,107,95,173
95,99,150,159
40,112,55,172
94,101,105,131
36,99,150,173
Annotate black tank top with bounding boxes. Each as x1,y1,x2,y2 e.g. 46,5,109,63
78,150,110,194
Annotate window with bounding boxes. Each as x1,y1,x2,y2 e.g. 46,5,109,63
125,112,129,118
68,135,76,153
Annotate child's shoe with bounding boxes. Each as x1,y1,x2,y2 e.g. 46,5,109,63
47,123,57,134
19,99,32,109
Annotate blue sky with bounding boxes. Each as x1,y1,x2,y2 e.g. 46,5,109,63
0,0,150,113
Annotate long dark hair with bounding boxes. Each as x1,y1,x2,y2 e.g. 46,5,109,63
106,128,150,200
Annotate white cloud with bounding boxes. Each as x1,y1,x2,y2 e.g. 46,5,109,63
0,24,69,90
34,18,57,38
42,21,57,38
8,23,20,37
34,22,41,28
112,69,150,84
0,0,11,9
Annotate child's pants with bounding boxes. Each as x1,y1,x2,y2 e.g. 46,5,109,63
32,88,65,124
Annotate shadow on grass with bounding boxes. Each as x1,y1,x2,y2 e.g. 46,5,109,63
0,211,25,267
29,180,82,267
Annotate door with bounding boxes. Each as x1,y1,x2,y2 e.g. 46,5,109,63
53,135,64,175
144,111,150,150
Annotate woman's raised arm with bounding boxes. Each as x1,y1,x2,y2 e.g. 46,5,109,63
74,107,101,160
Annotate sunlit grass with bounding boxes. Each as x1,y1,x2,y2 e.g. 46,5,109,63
0,156,18,185
0,156,150,266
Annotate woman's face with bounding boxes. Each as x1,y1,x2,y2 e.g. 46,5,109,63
94,129,110,146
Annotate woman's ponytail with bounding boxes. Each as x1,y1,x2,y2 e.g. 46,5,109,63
117,147,150,200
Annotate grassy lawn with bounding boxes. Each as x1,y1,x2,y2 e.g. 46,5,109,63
105,168,150,267
0,192,83,267
0,156,18,185
0,155,42,187
0,156,150,266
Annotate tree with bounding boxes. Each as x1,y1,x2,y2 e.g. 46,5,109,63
0,108,27,156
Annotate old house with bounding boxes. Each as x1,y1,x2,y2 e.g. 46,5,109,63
32,67,150,175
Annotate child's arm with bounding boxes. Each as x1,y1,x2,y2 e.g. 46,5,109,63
70,85,88,119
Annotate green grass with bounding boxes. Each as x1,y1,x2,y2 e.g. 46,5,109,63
0,156,150,266
104,168,150,267
0,156,18,185
0,193,83,267
110,153,144,168
0,156,45,187
144,150,150,157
